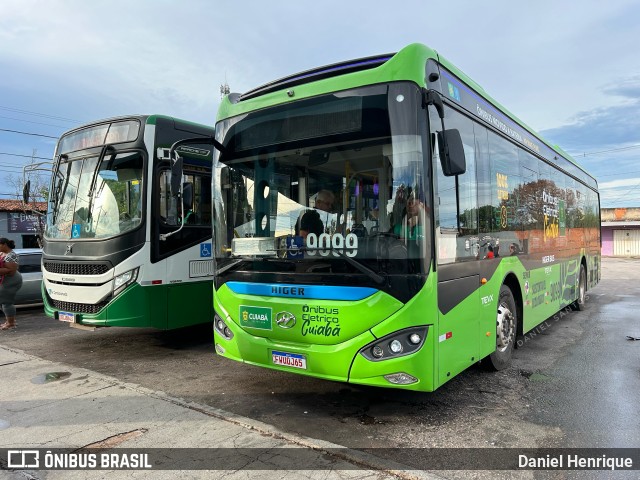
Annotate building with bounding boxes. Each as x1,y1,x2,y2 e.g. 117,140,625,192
0,200,46,248
601,207,640,257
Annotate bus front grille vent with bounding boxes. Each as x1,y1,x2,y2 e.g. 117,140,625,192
44,262,110,276
49,298,109,315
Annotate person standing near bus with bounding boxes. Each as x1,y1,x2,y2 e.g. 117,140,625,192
484,244,495,259
0,238,23,330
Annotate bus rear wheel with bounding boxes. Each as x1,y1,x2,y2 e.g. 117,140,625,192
488,285,517,371
572,264,587,311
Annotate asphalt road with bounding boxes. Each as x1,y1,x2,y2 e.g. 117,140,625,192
2,257,639,456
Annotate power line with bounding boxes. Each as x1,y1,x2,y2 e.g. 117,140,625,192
598,169,640,178
0,128,59,139
0,163,52,170
0,152,53,161
605,181,640,203
0,164,29,171
0,105,81,123
579,144,640,157
0,114,72,130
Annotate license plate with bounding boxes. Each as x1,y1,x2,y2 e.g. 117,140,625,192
58,311,76,323
272,350,307,370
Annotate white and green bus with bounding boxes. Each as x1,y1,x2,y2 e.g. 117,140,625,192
204,44,600,391
33,115,216,329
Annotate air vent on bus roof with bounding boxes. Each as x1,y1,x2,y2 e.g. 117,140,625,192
237,53,395,102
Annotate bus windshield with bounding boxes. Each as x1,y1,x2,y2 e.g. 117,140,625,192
46,151,144,240
213,82,431,277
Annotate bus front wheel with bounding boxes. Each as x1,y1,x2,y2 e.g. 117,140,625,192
488,285,517,371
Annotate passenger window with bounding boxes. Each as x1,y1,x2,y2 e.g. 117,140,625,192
488,130,520,234
160,171,212,226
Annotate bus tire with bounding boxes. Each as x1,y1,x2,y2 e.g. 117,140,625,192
488,285,517,371
572,264,587,311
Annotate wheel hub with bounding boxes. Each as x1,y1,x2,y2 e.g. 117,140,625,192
496,303,514,352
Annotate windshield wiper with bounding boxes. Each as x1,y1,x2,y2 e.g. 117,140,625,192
270,246,386,285
51,156,70,225
216,259,247,275
85,145,114,223
323,248,386,285
51,153,66,186
221,249,385,286
51,177,63,225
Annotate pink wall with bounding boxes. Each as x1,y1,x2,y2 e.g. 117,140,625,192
601,227,613,256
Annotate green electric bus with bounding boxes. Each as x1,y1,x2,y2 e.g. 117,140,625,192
31,115,216,329
206,43,600,390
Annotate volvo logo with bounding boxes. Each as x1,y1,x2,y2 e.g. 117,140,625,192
275,311,296,329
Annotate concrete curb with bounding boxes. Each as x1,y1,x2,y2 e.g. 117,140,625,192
0,345,441,479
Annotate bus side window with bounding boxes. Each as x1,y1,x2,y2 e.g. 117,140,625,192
486,129,521,255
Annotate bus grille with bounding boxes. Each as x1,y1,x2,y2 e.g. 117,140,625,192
50,298,109,315
44,262,110,276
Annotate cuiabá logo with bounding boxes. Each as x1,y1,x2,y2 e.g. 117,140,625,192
239,305,272,330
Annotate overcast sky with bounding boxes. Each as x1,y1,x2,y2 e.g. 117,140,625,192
1,0,639,207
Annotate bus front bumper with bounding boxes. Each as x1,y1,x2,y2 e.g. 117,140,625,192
214,319,436,392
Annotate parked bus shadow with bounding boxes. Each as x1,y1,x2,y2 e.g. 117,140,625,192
155,322,214,350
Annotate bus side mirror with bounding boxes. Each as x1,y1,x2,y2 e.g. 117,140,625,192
221,166,230,190
170,156,184,197
438,129,466,176
23,180,31,204
424,89,444,119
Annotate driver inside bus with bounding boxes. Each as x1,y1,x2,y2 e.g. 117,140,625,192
298,189,335,239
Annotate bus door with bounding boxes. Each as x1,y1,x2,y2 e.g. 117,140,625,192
157,163,214,329
430,107,481,385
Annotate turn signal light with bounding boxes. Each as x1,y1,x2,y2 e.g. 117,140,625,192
384,372,418,385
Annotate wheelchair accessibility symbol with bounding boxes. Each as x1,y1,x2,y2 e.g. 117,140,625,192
200,243,212,257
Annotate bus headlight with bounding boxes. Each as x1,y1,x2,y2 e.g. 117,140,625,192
359,326,429,362
389,339,403,354
113,268,139,296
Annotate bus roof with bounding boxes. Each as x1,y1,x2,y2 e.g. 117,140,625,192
218,43,596,189
59,114,215,137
